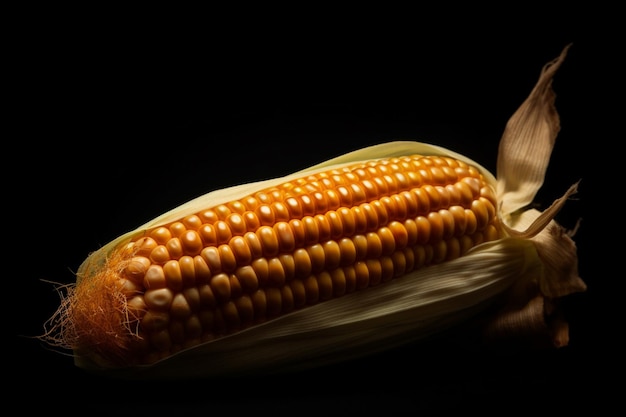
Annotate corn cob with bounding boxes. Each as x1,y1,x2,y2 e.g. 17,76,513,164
49,152,502,367
41,44,586,379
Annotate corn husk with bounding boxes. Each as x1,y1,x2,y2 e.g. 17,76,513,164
43,44,586,379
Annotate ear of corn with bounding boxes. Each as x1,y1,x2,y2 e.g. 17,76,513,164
41,44,586,379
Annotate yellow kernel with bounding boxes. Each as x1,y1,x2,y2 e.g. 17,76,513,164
178,256,196,287
449,206,467,236
279,254,295,280
215,220,232,244
351,206,368,234
354,261,370,289
330,268,347,297
185,315,203,339
290,279,306,308
274,222,295,252
410,189,427,217
380,256,395,282
307,244,325,273
180,230,203,256
198,285,215,311
150,245,170,264
166,238,183,260
391,251,407,277
337,207,355,236
342,266,357,294
427,212,444,242
432,240,447,263
293,248,312,278
336,185,352,206
144,264,166,289
413,246,426,268
198,224,217,247
445,184,461,206
141,310,170,332
197,309,215,330
235,295,255,324
150,227,172,245
182,287,201,312
471,199,490,230
218,244,237,273
171,292,192,319
229,274,242,299
163,260,183,291
289,219,306,247
320,189,338,211
298,195,316,217
193,255,212,284
226,213,247,236
323,240,341,269
236,265,259,292
214,205,232,220
124,256,152,284
317,271,333,301
226,201,246,214
312,191,328,213
423,185,441,211
365,259,382,286
257,225,279,257
266,287,282,317
302,216,319,245
251,290,267,319
222,301,241,329
303,276,319,304
201,247,222,274
267,257,286,287
182,214,203,230
483,224,501,242
256,205,275,226
281,285,295,313
402,247,415,272
243,211,261,231
438,209,455,240
285,197,303,218
337,238,356,266
446,237,461,261
169,222,186,237
365,232,383,258
325,211,343,240
480,185,498,208
150,329,173,351
210,273,231,302
134,236,158,258
251,258,269,286
144,287,174,310
465,209,478,235
272,201,291,222
350,234,366,260
378,227,396,255
454,181,475,207
126,295,148,321
314,214,331,242
435,185,451,209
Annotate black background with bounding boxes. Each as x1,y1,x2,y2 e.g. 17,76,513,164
9,8,619,415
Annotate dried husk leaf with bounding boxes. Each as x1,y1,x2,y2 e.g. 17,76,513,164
497,43,571,219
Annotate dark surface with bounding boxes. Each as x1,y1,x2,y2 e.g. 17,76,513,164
9,12,618,415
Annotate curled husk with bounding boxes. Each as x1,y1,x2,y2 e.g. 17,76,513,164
42,44,585,379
